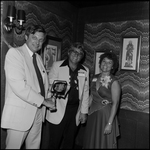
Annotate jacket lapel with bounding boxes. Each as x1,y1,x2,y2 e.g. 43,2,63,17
19,44,40,92
77,70,86,100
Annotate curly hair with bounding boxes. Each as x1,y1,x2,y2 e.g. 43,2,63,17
99,52,119,75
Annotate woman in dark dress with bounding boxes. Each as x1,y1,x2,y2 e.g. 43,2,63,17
83,51,121,149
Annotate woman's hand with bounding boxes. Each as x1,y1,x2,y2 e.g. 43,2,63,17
104,123,112,135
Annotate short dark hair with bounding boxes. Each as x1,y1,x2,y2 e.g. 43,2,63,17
25,24,46,37
99,52,119,74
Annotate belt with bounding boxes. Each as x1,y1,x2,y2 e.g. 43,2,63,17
101,99,112,105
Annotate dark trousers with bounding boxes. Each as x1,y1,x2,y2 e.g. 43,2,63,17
40,105,78,149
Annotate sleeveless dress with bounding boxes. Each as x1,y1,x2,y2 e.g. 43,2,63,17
83,74,120,149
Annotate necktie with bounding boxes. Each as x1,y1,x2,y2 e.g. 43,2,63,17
32,53,45,97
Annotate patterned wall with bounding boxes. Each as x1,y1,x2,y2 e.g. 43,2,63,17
2,2,149,113
13,1,73,59
83,20,149,113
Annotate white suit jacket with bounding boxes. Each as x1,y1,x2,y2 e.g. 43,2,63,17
46,60,89,126
1,44,49,131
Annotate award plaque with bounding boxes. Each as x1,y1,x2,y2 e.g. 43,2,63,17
50,80,69,112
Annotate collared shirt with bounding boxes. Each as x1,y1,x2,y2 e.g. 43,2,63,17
25,44,45,96
60,59,86,106
25,43,34,57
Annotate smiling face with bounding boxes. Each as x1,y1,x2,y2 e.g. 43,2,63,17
68,48,84,65
100,57,114,73
25,31,45,53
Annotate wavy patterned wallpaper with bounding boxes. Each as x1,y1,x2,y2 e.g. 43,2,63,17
83,20,149,113
4,2,149,113
14,1,73,59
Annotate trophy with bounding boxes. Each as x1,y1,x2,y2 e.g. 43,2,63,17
50,80,68,112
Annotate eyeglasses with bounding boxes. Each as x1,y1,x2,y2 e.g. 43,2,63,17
70,50,83,57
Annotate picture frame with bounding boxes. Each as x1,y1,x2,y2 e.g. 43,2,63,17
94,50,105,75
43,35,62,73
120,36,141,72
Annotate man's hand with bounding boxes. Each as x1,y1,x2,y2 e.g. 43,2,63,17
79,113,88,124
42,97,55,110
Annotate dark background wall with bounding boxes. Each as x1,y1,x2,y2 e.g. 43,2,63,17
1,1,149,149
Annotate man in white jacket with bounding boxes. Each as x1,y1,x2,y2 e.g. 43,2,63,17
41,42,90,149
1,25,55,149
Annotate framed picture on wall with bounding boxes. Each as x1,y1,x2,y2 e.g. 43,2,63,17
43,36,62,73
94,50,105,75
120,36,141,72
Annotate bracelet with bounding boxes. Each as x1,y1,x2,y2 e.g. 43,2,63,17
108,122,112,125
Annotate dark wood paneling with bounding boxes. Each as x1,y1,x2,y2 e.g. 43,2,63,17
75,109,149,149
118,109,149,149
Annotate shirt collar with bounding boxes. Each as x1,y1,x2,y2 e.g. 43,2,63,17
60,59,86,71
25,43,34,57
